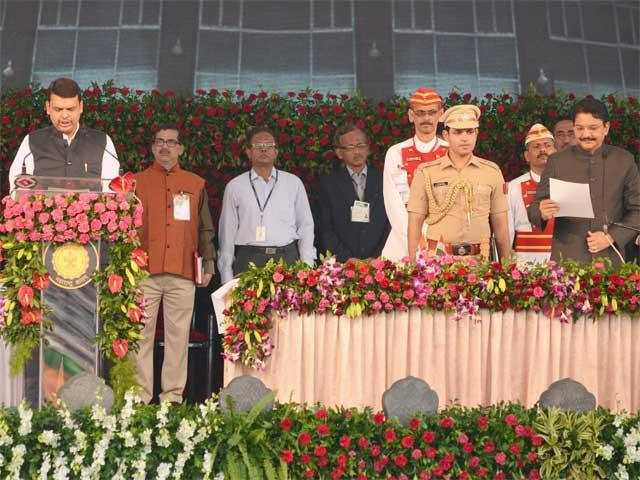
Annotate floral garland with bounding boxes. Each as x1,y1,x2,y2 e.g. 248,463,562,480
0,183,148,382
223,255,640,369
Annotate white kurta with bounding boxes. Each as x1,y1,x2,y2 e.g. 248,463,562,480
508,170,551,264
382,136,447,262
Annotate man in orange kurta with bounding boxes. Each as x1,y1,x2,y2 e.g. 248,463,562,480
134,125,215,404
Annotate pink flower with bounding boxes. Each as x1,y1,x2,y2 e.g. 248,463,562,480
364,290,376,301
90,219,102,231
15,232,28,241
106,200,118,211
495,452,506,465
28,232,42,242
272,271,284,283
532,286,545,298
243,300,254,312
94,202,106,213
119,200,130,211
505,414,517,426
594,262,605,270
55,222,68,232
107,222,118,233
51,209,64,222
78,222,90,233
79,233,90,243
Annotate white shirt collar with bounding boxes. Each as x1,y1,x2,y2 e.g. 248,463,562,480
63,124,80,144
250,167,277,182
346,164,368,178
413,135,448,152
530,170,541,182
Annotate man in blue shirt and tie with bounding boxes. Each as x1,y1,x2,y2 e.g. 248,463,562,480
218,126,316,283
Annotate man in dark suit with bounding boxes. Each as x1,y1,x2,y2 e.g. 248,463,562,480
317,123,390,262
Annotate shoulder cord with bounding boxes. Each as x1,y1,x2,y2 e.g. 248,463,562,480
424,179,472,226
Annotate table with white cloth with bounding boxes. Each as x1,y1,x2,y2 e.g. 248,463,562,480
225,309,640,412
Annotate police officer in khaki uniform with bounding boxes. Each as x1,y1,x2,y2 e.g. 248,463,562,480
407,105,511,260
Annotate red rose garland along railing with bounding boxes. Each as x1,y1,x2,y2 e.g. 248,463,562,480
0,174,149,395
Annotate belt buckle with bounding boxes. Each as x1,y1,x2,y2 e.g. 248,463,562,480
453,243,471,256
265,247,277,255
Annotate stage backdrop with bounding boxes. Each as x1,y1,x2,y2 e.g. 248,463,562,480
1,86,638,229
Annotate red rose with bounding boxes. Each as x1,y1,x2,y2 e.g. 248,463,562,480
425,447,437,459
440,416,454,428
280,450,294,464
373,412,385,424
527,452,538,462
299,432,311,446
400,435,414,448
458,432,469,444
509,443,521,455
18,285,35,307
393,454,407,467
383,428,396,442
422,431,435,443
304,469,316,478
409,417,420,429
280,417,292,431
370,445,381,456
315,408,328,419
314,445,327,457
463,443,474,454
300,453,311,464
469,456,480,468
495,452,507,465
496,105,505,114
484,440,495,452
505,414,517,426
339,435,351,449
316,423,329,435
476,415,488,429
531,435,543,446
358,437,369,449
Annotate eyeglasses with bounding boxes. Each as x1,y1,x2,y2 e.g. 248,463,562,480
574,123,606,134
338,143,369,152
153,138,181,147
251,142,276,150
410,108,441,118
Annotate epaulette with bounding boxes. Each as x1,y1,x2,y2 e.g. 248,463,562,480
416,159,442,172
477,157,501,171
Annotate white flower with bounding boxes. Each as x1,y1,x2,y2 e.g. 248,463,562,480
615,464,629,480
214,473,225,480
38,429,60,447
176,418,196,444
596,444,614,460
17,402,32,436
614,414,628,428
0,416,12,446
38,452,52,480
0,452,5,467
7,444,27,480
202,450,214,479
53,452,70,480
156,462,172,480
156,428,171,448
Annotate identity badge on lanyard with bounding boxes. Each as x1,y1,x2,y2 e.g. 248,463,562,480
173,193,191,221
250,170,278,242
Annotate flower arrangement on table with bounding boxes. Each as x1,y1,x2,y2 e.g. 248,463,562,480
0,174,148,393
223,255,640,370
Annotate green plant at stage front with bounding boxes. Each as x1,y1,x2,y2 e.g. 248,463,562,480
215,391,288,480
534,407,607,479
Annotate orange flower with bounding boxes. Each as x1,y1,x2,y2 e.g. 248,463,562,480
17,285,34,307
32,272,50,290
128,305,143,323
20,307,41,325
112,339,128,358
108,171,134,193
130,248,148,268
108,274,123,294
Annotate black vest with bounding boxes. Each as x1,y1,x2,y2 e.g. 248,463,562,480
28,126,106,178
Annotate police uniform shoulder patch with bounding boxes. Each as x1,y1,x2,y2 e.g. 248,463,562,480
418,159,442,171
477,158,501,170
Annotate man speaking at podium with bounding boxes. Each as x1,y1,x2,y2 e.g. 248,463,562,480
8,77,120,190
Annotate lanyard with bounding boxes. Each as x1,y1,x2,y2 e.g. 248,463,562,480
250,169,278,222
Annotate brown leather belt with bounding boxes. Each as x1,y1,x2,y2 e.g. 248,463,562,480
426,239,480,256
